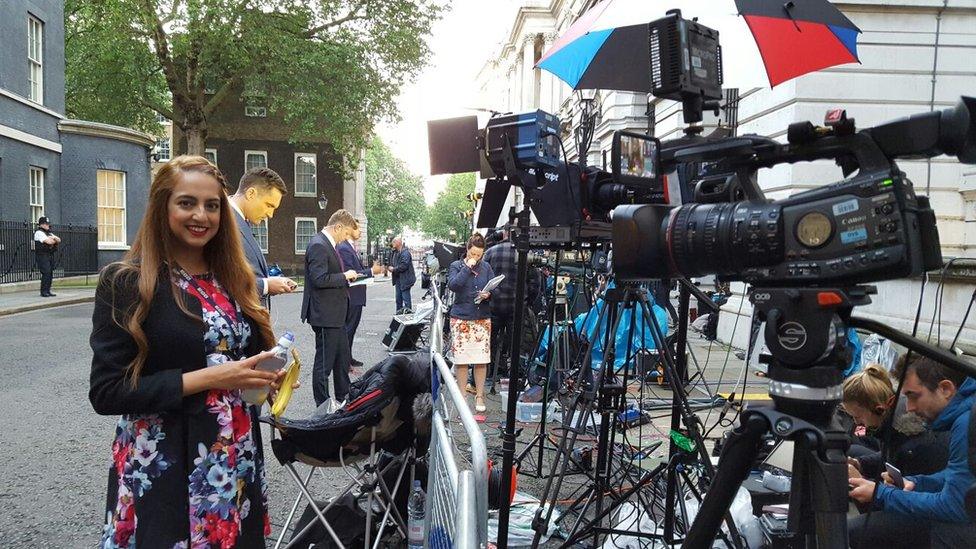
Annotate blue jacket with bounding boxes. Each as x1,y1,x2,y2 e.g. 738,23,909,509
447,259,495,320
336,240,371,307
875,377,976,523
391,247,416,290
233,209,269,303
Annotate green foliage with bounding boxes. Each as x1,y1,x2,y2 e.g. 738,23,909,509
423,172,476,242
65,0,445,159
364,135,426,246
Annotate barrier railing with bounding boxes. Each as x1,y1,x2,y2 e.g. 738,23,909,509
424,283,488,548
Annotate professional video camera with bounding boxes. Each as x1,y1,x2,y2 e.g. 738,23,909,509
428,107,665,244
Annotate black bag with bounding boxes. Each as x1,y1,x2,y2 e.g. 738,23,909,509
289,493,365,548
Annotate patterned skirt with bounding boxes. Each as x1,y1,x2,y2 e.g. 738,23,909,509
450,318,492,365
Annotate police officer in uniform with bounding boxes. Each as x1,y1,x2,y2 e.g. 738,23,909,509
34,216,61,297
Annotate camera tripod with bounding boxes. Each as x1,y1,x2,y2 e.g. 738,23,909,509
686,284,976,548
528,282,742,548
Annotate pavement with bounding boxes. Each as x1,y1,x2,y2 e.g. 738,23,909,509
0,287,97,317
0,273,766,547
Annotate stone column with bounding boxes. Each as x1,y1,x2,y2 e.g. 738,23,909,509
522,34,537,109
540,32,558,112
343,147,368,249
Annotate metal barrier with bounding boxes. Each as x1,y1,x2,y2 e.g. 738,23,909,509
0,220,98,284
424,283,488,548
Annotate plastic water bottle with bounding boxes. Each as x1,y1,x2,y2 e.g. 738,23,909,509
407,480,426,548
243,331,295,405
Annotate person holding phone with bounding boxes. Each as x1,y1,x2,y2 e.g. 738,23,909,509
848,357,976,548
448,233,495,414
90,156,287,547
843,364,947,481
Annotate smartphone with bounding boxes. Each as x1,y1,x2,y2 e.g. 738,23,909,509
885,462,904,489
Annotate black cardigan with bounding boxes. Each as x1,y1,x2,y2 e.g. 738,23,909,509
89,267,264,416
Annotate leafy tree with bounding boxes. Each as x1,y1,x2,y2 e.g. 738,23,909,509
423,172,475,241
364,135,425,251
65,0,445,159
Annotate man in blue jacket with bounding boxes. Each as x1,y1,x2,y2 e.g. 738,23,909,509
390,236,415,313
849,356,976,548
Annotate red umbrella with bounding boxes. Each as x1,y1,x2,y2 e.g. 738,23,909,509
538,0,861,91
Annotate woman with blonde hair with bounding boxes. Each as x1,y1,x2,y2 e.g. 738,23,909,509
844,363,947,480
90,155,285,547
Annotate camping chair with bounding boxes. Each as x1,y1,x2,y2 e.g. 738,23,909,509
262,354,432,549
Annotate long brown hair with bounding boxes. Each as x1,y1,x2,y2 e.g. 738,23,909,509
102,155,274,385
843,363,894,412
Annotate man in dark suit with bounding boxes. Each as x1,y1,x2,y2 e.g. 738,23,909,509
302,209,360,407
229,167,297,304
390,236,416,313
336,219,372,367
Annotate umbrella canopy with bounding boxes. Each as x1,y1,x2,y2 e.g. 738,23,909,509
538,0,860,91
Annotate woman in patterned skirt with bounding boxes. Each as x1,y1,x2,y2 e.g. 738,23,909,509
447,233,495,414
89,155,286,548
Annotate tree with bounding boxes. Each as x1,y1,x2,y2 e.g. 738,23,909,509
423,172,475,241
364,135,425,249
65,0,444,159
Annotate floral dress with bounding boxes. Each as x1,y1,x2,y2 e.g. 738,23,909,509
100,274,270,549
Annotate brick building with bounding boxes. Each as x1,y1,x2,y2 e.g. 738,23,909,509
172,83,366,275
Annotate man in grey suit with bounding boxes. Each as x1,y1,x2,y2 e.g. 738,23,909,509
229,167,297,303
302,209,360,406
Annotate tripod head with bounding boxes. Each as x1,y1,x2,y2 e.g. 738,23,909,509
750,286,873,422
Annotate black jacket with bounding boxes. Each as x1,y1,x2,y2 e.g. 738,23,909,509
301,231,349,328
391,247,416,289
89,266,264,416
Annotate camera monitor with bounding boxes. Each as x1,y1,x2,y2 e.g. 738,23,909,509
612,131,662,189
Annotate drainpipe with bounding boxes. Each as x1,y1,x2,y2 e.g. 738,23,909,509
926,0,949,194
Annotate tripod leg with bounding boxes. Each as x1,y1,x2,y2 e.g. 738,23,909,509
684,412,768,549
793,431,851,548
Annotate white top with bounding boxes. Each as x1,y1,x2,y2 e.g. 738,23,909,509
34,230,49,243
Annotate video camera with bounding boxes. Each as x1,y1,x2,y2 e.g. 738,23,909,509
612,96,976,286
428,110,666,245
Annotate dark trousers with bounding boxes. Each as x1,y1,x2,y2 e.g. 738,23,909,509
311,326,351,406
344,304,364,354
395,284,412,312
36,253,53,295
490,310,513,378
849,511,976,549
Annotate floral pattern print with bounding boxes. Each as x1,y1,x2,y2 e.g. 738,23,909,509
100,275,269,549
450,317,492,364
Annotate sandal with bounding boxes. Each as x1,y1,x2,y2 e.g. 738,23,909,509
475,397,487,413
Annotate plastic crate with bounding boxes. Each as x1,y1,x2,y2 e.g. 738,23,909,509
498,390,560,423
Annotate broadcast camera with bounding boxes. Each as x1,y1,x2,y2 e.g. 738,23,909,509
428,108,665,244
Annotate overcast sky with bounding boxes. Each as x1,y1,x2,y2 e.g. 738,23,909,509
376,0,521,203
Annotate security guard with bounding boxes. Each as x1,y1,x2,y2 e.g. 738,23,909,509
34,216,61,297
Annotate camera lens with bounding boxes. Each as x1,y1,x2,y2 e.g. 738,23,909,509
666,201,784,278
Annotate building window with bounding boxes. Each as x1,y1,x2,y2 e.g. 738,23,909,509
155,137,171,161
28,16,43,103
252,220,269,253
97,170,127,246
244,105,267,117
245,150,267,171
204,148,218,167
295,153,317,197
295,217,317,254
29,167,44,222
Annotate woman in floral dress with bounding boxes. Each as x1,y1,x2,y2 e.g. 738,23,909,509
90,156,285,548
447,233,494,415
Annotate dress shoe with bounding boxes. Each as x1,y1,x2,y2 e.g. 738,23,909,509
351,358,364,367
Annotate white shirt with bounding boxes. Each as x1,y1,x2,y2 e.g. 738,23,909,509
322,227,338,250
34,230,48,243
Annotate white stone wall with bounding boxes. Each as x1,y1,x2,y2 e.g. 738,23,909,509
716,1,976,351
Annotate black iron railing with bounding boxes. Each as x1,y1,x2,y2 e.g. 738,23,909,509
0,220,99,284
